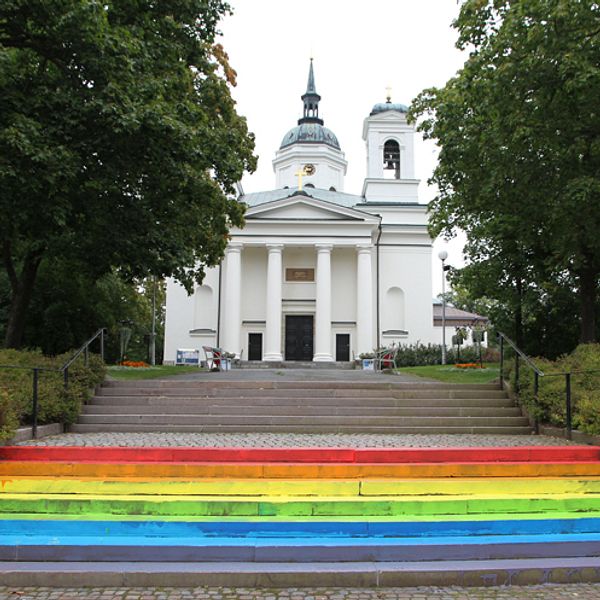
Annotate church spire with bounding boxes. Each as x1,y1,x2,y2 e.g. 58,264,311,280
306,58,317,94
298,58,323,126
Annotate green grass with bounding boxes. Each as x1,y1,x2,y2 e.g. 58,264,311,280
107,365,205,380
395,363,500,384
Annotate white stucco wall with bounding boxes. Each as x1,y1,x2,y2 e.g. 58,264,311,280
379,246,435,346
273,144,348,191
163,266,220,364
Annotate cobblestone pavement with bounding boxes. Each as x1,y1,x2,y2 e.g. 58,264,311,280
2,585,600,599
17,432,573,447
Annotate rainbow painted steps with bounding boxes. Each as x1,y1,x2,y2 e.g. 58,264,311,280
1,445,600,587
71,379,531,434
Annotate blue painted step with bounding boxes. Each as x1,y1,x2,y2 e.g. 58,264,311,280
3,517,600,538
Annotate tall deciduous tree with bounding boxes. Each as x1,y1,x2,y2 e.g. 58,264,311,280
410,0,600,344
0,0,256,348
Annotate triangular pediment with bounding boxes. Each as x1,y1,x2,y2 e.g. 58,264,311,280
245,194,378,223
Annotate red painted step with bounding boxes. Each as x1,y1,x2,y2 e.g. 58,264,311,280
1,446,598,463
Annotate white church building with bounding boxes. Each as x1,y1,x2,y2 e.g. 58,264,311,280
164,61,479,364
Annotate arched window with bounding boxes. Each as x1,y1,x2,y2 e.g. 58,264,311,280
194,285,213,329
383,139,400,179
384,286,405,331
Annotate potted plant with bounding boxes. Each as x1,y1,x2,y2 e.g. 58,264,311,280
359,352,375,371
222,351,236,371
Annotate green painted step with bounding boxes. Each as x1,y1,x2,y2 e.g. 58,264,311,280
2,494,600,518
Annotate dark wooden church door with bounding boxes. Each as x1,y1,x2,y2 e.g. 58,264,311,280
285,315,314,361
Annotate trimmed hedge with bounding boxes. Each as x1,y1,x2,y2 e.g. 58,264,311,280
0,349,105,442
393,343,499,367
507,344,600,436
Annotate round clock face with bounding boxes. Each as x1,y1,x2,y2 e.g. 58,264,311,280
304,164,316,176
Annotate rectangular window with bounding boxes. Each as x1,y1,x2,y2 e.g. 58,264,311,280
285,268,315,282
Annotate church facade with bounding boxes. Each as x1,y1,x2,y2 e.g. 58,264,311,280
163,61,448,364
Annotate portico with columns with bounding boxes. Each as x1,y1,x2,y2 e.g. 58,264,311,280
163,60,439,364
215,191,381,362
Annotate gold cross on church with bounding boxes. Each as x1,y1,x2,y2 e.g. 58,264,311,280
295,167,308,191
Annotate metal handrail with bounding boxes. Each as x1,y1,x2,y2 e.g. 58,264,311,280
497,332,545,376
497,331,600,440
0,328,105,438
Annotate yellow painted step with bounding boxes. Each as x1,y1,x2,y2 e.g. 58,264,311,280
3,477,600,497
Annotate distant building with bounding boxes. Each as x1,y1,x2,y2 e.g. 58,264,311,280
164,61,486,363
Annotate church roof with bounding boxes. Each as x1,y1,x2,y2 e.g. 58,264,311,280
280,123,341,150
240,187,364,208
432,301,489,324
370,101,408,116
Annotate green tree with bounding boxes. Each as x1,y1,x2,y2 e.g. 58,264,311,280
20,258,165,362
410,0,600,345
0,0,256,348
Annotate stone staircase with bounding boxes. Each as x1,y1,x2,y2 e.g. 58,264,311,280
1,445,600,586
70,379,532,435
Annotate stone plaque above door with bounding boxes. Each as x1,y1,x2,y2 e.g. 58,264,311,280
285,268,315,282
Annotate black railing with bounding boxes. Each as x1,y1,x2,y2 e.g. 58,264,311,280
0,328,105,439
498,331,600,440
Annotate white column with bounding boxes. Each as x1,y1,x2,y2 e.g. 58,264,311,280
356,245,374,356
264,244,283,361
314,244,333,362
222,242,242,355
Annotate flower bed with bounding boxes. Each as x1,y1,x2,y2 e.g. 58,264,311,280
455,363,485,369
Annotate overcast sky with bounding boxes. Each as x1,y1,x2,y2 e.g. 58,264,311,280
218,1,468,294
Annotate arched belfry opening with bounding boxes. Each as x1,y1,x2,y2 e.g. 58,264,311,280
383,139,400,179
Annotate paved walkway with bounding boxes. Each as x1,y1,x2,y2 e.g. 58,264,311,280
18,432,571,447
138,368,430,383
2,584,600,599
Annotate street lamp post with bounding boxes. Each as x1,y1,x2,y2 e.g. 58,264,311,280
150,276,157,366
438,250,448,365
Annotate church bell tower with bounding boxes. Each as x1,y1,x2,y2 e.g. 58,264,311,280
362,94,419,203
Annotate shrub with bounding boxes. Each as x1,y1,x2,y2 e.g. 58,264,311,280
0,349,106,442
506,344,600,436
393,343,490,367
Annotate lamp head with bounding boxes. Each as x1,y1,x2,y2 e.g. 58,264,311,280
438,250,448,261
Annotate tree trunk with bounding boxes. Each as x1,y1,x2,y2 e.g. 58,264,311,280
579,266,598,344
3,249,43,349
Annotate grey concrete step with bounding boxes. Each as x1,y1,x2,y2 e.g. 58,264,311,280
88,396,516,408
77,378,522,435
98,388,509,399
69,423,533,434
82,405,523,418
76,414,530,427
2,557,600,587
102,380,501,390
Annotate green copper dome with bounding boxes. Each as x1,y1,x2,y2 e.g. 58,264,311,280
280,123,340,150
370,102,408,116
